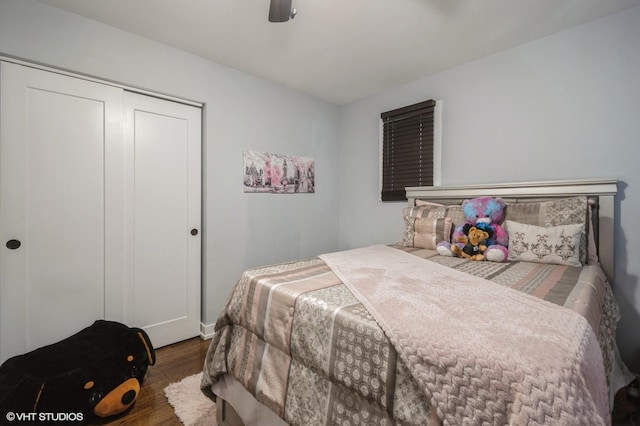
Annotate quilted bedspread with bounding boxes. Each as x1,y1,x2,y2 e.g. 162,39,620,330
320,245,609,425
201,245,619,426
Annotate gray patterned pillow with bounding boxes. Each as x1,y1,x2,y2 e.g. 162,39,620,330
504,196,588,264
505,220,583,267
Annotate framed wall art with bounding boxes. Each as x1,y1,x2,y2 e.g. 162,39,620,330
243,150,314,194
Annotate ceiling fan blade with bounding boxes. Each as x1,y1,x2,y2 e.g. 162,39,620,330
269,0,293,22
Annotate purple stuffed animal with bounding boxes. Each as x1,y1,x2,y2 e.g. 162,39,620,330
437,196,509,262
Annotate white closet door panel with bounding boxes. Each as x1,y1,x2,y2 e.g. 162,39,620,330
124,92,201,348
0,62,123,362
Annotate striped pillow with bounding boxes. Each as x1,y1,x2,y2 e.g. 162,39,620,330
413,217,454,249
401,203,457,247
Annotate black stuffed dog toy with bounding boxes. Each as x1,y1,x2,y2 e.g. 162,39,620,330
0,320,155,422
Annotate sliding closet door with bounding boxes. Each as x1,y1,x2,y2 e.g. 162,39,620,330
0,62,124,362
0,62,201,362
123,92,201,348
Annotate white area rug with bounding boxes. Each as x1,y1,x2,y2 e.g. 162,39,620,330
164,372,217,425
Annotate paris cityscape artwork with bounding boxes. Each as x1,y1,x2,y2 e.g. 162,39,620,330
243,150,315,194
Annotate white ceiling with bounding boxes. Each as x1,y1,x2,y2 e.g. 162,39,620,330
38,0,640,105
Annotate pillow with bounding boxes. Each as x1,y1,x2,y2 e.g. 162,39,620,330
504,196,589,264
401,204,445,246
505,220,584,267
415,199,442,207
401,202,462,246
413,217,453,249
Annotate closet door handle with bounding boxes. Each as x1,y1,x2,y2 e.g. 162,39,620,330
6,239,21,250
190,229,198,236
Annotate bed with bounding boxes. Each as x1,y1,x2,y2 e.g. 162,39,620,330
201,179,634,426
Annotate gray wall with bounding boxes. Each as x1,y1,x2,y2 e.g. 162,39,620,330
338,5,640,372
0,0,341,326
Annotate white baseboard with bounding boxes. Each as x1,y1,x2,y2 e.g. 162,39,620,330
200,322,216,340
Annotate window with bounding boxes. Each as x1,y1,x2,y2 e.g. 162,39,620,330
380,99,441,201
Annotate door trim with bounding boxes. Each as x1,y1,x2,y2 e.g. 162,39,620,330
0,54,204,108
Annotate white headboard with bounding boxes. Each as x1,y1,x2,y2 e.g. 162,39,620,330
405,179,618,280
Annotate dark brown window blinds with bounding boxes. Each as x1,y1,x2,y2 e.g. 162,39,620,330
381,99,436,201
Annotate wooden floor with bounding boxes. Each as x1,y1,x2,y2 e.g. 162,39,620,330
89,336,211,426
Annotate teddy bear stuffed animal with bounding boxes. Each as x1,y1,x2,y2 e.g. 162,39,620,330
437,196,509,262
451,223,491,261
0,320,155,422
